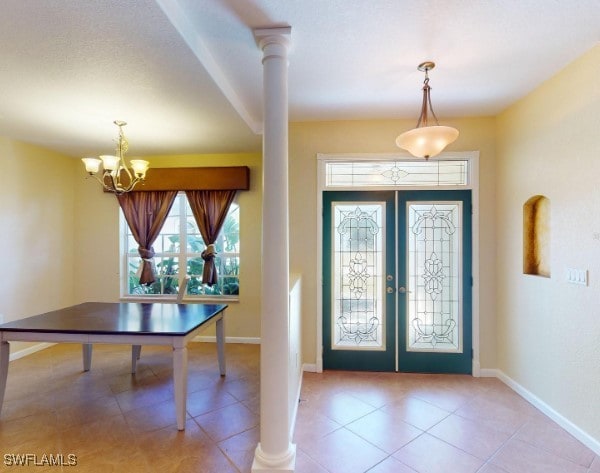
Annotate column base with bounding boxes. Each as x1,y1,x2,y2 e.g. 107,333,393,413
251,442,296,473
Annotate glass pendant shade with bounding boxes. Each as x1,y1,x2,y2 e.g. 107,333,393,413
130,159,150,178
99,154,120,172
396,125,459,159
82,157,102,174
396,61,459,159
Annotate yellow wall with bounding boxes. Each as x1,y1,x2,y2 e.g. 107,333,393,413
73,119,499,370
0,138,77,352
7,43,598,447
496,44,600,440
289,116,498,369
74,153,263,339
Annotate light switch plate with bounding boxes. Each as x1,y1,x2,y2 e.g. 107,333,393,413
566,268,588,286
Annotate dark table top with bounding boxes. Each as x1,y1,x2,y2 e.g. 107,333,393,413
0,302,227,336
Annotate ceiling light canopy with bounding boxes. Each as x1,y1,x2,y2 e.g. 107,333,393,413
81,121,149,194
396,62,458,159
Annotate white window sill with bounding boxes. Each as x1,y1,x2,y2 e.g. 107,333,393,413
120,295,239,304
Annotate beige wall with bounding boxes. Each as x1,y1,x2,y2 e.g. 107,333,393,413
0,138,77,352
289,117,498,369
496,44,600,440
74,153,263,339
3,44,598,447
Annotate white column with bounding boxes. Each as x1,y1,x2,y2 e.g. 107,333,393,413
252,27,296,473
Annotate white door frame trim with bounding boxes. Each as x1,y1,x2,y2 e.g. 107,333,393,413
316,152,481,375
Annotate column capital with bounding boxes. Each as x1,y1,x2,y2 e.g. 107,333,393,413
254,26,291,52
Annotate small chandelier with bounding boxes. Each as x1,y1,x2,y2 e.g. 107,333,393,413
396,61,459,159
81,120,149,194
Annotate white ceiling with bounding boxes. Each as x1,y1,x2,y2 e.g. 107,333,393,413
0,0,598,157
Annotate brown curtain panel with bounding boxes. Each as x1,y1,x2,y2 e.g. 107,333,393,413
185,190,236,286
117,191,178,285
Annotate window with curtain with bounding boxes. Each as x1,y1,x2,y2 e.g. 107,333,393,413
121,192,240,298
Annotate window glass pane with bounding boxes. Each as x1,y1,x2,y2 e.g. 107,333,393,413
153,233,180,253
186,257,240,296
186,216,200,234
127,257,179,295
127,236,138,253
222,206,240,253
407,202,462,353
326,160,469,188
161,214,180,234
129,276,180,295
186,256,204,277
187,234,205,253
122,194,240,298
221,276,240,295
156,256,179,279
332,203,385,350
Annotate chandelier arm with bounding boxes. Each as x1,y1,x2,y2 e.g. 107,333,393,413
106,171,125,194
87,173,115,192
85,172,129,195
121,163,135,184
119,178,140,194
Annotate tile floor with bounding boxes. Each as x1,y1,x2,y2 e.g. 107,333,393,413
0,343,598,473
295,371,600,473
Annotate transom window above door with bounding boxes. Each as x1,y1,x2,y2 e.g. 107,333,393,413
324,158,471,189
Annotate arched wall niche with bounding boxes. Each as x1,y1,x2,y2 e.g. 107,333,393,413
523,195,551,277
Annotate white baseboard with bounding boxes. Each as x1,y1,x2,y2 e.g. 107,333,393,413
479,368,500,378
289,366,304,441
494,369,600,455
9,342,55,362
193,336,261,344
302,363,317,373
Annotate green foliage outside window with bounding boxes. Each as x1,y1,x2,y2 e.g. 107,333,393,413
126,198,240,297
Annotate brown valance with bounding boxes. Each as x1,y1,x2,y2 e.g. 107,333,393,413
126,166,250,192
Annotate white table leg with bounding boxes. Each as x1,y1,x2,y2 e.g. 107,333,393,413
82,344,92,371
216,315,226,376
131,345,141,374
0,341,9,411
173,344,188,430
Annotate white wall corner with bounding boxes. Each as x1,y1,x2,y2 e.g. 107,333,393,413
302,363,317,373
472,360,481,377
478,368,501,377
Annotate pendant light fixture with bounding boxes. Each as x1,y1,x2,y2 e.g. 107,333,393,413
396,61,459,159
81,120,149,194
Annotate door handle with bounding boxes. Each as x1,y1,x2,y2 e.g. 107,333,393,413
386,287,395,294
398,286,412,294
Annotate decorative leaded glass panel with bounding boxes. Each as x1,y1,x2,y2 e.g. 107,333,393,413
332,203,385,350
326,160,468,188
407,202,462,352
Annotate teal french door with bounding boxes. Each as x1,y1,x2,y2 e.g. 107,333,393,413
323,190,472,374
323,191,396,371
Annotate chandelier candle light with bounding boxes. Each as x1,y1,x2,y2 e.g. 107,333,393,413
396,61,459,159
81,120,149,194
